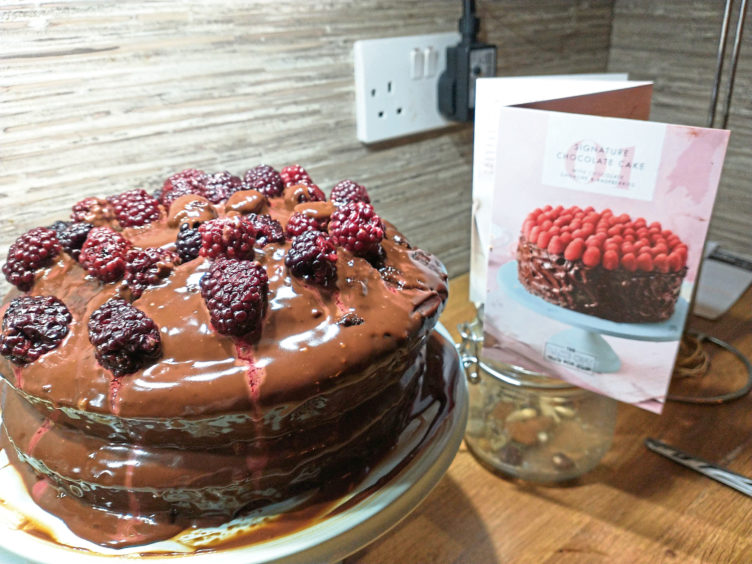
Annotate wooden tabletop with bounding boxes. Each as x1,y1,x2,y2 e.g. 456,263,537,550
347,274,752,564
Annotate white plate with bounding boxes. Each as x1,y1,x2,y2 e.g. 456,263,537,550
0,325,467,564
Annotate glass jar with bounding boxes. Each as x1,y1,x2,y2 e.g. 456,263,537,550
459,314,617,482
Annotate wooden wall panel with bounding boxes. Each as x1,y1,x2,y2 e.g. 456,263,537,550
608,0,752,254
0,0,614,293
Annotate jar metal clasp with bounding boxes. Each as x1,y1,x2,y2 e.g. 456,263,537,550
458,318,484,385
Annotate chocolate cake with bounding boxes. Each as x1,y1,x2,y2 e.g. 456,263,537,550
0,165,448,547
517,205,687,323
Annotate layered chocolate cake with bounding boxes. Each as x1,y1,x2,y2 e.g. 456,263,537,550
517,205,688,323
0,166,448,547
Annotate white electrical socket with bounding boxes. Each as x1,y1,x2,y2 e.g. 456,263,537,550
354,32,460,144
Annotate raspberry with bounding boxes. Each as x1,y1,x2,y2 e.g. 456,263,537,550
564,238,585,261
0,296,72,364
71,197,116,225
176,222,202,262
243,165,284,198
79,227,132,282
3,227,61,291
246,213,285,246
547,235,565,255
330,180,370,205
199,216,257,260
280,164,312,187
124,247,179,298
108,189,162,228
57,221,94,261
200,259,268,337
203,171,242,204
88,299,162,376
602,250,619,270
285,230,338,286
285,212,327,238
582,246,601,267
328,201,384,257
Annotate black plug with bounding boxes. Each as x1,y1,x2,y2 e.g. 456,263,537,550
438,0,497,122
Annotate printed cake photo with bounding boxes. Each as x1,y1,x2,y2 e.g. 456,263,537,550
0,164,449,548
517,205,688,323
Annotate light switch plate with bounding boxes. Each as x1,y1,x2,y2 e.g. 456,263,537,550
354,32,460,144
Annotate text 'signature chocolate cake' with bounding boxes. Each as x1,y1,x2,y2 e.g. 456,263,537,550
0,165,448,547
517,205,688,323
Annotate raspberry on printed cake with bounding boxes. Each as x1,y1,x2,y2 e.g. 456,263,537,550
56,222,94,261
330,180,370,206
285,211,328,238
199,217,258,260
88,299,162,376
176,222,203,262
79,227,132,283
280,164,313,187
285,230,338,286
203,171,243,204
124,247,180,298
0,296,72,364
108,189,162,228
3,227,62,291
200,258,268,337
328,201,385,257
71,197,116,225
246,213,285,246
243,165,284,198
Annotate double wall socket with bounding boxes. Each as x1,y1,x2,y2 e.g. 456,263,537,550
354,32,460,144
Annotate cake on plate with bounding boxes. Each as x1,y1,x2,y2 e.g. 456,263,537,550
517,205,687,323
0,165,448,547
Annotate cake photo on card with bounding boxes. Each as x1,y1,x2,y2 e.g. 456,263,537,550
516,205,688,323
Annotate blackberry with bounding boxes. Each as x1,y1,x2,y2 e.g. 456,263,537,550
57,221,94,261
200,259,268,338
329,201,384,257
199,217,257,261
0,296,72,364
330,179,370,206
88,299,162,376
108,189,162,228
176,222,202,262
48,220,71,234
162,181,204,210
285,212,327,238
71,197,116,225
203,171,242,204
280,164,313,187
3,227,61,291
161,169,208,202
124,247,179,298
243,165,284,198
285,230,338,286
79,227,132,282
285,182,326,205
246,214,285,246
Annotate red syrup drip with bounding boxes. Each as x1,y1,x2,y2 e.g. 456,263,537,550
12,365,24,390
333,289,348,316
31,478,50,503
26,414,57,456
114,445,147,545
108,377,121,416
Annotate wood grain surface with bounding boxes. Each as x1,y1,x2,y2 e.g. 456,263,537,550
347,274,752,563
0,0,614,292
609,0,752,257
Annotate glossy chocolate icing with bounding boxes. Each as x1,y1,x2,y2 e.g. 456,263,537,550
0,189,449,547
517,237,686,323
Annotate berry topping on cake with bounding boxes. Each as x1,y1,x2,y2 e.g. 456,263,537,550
124,247,180,298
284,182,326,205
167,195,217,228
79,227,132,282
203,171,242,203
176,222,203,263
88,299,162,376
330,180,370,205
108,189,162,228
0,296,72,364
224,190,268,216
71,197,116,225
199,217,257,261
161,169,208,201
243,165,284,198
200,259,268,337
47,220,71,234
57,221,94,261
246,213,285,246
285,211,328,238
3,227,62,291
329,201,385,257
280,164,312,187
285,230,338,286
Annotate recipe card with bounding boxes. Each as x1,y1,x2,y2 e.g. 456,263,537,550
480,106,729,412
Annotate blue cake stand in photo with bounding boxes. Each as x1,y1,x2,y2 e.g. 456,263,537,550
497,261,688,373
